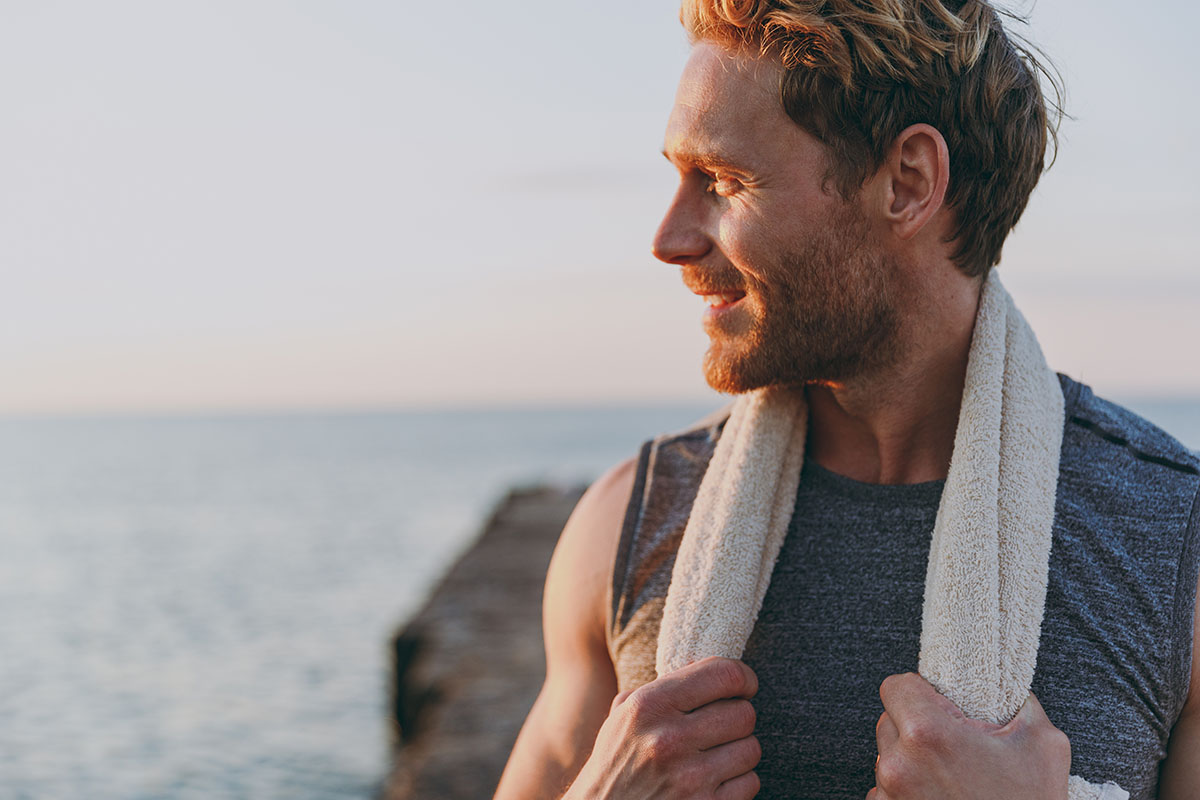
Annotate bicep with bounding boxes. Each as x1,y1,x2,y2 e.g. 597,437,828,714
1159,571,1200,798
493,458,635,800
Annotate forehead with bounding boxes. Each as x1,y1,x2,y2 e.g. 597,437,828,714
663,42,804,168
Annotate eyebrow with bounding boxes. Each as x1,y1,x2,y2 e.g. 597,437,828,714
661,147,748,174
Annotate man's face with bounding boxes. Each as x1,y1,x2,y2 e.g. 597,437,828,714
653,43,902,393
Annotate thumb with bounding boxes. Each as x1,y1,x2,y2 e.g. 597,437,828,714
1006,691,1051,730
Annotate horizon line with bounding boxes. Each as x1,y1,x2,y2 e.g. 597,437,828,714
3,390,1200,423
0,397,730,422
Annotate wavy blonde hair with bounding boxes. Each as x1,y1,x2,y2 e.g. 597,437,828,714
682,0,1063,276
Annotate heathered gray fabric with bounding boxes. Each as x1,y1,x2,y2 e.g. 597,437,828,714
608,374,1200,800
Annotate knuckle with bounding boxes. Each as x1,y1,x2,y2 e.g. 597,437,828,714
644,725,685,762
902,717,941,750
901,716,927,746
609,689,632,713
874,752,912,792
622,686,659,724
1043,725,1071,763
875,711,890,736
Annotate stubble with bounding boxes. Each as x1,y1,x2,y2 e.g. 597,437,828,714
702,201,903,394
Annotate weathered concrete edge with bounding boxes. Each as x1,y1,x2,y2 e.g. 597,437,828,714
382,484,585,800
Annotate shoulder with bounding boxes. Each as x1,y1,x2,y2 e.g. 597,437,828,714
549,457,640,608
559,456,640,566
541,453,647,667
1055,372,1200,562
1057,373,1200,528
551,403,734,612
617,403,733,556
1055,374,1200,712
1059,372,1200,482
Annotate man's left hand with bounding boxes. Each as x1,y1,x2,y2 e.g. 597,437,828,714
867,672,1071,800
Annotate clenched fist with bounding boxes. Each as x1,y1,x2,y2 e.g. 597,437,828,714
564,656,762,800
868,672,1071,800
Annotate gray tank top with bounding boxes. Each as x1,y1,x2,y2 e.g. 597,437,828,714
608,374,1200,799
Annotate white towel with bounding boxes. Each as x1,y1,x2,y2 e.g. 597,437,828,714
655,272,1128,799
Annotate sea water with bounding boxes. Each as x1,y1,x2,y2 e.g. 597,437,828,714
0,399,1195,799
0,405,714,800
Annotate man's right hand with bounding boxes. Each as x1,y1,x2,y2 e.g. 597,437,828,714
563,656,762,799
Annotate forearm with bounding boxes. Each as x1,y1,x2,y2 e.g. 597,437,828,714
493,689,596,800
493,756,573,800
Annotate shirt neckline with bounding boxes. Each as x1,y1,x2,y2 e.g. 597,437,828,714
800,458,947,503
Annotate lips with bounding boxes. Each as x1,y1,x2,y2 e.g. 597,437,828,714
681,267,747,314
701,292,745,308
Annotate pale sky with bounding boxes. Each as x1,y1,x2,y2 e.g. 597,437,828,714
2,0,1197,414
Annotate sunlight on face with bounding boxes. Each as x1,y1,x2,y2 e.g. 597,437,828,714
655,43,903,393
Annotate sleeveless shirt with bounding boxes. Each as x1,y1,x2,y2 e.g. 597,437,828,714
607,374,1200,799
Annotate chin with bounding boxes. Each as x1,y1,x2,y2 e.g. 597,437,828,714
703,333,842,394
702,345,771,395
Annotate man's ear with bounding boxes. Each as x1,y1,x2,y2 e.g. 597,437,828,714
880,123,950,240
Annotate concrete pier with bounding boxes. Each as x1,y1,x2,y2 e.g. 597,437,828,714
384,485,584,800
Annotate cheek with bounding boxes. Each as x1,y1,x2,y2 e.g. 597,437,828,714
716,211,780,282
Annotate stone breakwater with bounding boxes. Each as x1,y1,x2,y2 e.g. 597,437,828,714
384,485,584,800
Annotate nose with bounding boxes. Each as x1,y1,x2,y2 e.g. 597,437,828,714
652,181,711,265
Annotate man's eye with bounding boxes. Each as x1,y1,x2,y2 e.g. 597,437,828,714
705,173,741,196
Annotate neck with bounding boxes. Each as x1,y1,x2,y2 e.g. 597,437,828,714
804,273,983,485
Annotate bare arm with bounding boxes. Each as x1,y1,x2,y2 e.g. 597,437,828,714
1158,571,1200,797
492,458,635,800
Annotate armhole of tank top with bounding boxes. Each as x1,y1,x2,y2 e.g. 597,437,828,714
1169,482,1200,722
606,439,654,664
1058,372,1081,419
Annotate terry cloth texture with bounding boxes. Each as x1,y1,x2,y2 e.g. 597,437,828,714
609,289,1200,800
609,374,1200,799
653,274,1125,796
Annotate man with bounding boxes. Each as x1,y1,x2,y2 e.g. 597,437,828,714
495,1,1200,797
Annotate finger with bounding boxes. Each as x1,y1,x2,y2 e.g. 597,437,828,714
715,770,760,800
703,734,762,785
875,710,899,753
879,672,956,738
610,689,633,713
655,656,758,712
879,672,944,714
688,698,757,749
